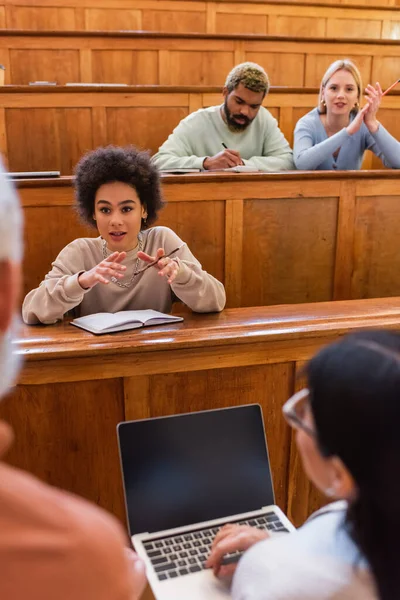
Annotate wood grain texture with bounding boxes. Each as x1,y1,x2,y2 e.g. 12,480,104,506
17,172,400,308
1,85,399,173
1,31,400,88
2,1,400,40
3,297,400,527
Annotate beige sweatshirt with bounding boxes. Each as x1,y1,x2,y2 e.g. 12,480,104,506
23,226,226,324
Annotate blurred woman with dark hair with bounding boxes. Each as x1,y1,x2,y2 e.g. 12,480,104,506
208,330,400,599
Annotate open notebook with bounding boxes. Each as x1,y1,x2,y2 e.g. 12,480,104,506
71,310,183,335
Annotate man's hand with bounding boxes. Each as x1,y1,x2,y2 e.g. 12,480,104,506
203,149,243,170
78,252,127,289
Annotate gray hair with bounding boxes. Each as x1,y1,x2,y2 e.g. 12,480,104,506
0,160,23,262
224,62,270,96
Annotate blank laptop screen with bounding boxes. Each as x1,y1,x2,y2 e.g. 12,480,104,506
118,405,275,535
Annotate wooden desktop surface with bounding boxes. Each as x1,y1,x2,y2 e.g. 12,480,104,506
3,297,400,532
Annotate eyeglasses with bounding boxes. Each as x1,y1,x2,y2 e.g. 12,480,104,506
282,388,316,439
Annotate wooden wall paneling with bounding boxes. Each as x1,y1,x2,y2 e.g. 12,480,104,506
6,107,61,171
84,8,142,31
0,378,127,522
105,106,189,155
351,193,400,300
206,1,217,34
304,54,373,88
382,19,400,39
56,107,93,174
241,187,339,307
0,5,5,27
224,198,243,308
268,15,326,38
371,55,400,91
369,107,400,169
124,363,295,512
157,198,226,284
6,5,76,30
246,51,306,87
23,201,95,295
79,48,92,83
91,105,107,148
0,107,8,165
333,180,356,301
9,48,80,85
215,12,268,35
123,375,151,421
91,50,159,85
286,361,327,526
166,49,234,86
142,8,207,34
326,17,382,39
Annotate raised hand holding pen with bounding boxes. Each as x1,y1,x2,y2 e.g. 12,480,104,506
137,246,184,284
203,142,243,170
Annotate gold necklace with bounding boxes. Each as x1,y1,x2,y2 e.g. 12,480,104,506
101,232,143,288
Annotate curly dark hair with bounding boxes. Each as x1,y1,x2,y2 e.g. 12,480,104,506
74,145,165,229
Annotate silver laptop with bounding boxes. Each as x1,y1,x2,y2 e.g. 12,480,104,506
117,405,294,600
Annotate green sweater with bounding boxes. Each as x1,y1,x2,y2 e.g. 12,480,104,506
152,105,294,171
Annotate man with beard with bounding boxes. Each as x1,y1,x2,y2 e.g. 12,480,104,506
0,165,147,599
152,62,294,171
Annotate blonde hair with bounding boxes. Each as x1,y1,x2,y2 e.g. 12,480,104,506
318,59,362,116
224,62,269,97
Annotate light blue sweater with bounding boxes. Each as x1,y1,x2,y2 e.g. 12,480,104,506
233,502,376,600
294,108,400,170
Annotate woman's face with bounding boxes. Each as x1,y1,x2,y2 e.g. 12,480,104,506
295,405,335,495
322,69,359,118
93,181,147,252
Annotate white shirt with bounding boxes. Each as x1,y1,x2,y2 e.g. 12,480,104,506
232,502,377,600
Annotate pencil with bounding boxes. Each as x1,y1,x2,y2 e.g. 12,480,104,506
382,79,400,97
135,244,185,275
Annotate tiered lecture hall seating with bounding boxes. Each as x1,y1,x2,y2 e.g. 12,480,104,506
2,10,400,590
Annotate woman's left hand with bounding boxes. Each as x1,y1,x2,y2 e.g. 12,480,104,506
206,524,269,581
137,248,180,284
363,82,383,133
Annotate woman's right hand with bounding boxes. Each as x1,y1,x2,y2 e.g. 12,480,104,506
346,103,369,136
78,251,127,289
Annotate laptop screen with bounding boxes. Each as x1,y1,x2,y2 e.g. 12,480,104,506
118,405,275,535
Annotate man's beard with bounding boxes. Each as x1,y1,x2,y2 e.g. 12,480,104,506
223,99,253,132
0,317,22,400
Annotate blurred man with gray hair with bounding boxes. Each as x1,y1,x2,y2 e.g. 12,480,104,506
0,164,147,599
152,62,294,171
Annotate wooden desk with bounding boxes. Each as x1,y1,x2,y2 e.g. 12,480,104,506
1,85,399,173
1,0,400,37
1,30,400,89
3,297,400,528
18,171,400,308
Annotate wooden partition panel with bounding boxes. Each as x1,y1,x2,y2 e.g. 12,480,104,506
1,85,400,174
18,172,400,309
1,31,400,88
2,1,400,39
3,298,400,527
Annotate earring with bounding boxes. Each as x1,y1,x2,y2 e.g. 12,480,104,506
143,216,147,225
324,486,336,498
322,100,326,107
354,101,359,108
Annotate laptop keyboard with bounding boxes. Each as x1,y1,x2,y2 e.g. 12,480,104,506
142,511,290,581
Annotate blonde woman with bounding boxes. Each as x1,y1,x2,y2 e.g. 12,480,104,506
293,59,400,170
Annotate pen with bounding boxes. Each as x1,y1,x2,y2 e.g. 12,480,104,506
382,79,400,97
222,142,228,149
135,244,185,275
